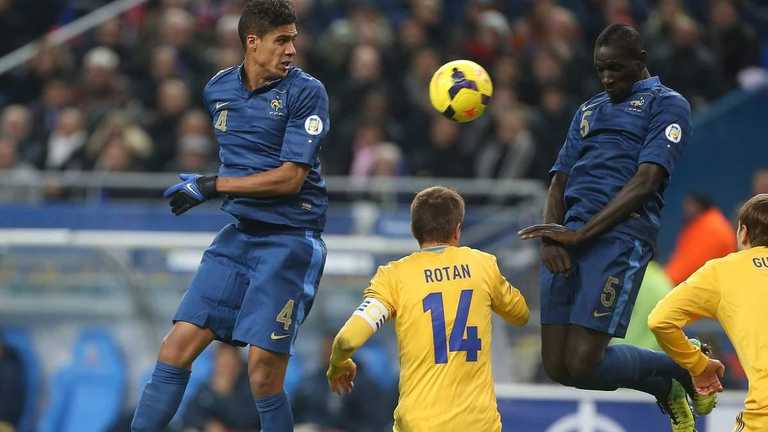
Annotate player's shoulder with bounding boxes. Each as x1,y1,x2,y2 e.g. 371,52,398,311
285,67,327,92
204,65,239,91
650,83,691,113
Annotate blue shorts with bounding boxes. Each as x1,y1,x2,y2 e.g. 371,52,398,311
539,233,652,338
174,222,326,354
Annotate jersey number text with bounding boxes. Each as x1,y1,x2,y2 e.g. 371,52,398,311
422,289,482,364
215,110,228,132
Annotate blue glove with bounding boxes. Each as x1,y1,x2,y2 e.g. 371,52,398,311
163,173,219,215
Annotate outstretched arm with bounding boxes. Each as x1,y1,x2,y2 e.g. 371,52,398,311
520,163,666,246
217,161,309,197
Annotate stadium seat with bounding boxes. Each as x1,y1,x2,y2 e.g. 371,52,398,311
1,327,40,432
38,327,126,432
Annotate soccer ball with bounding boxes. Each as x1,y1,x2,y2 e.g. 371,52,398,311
429,59,493,123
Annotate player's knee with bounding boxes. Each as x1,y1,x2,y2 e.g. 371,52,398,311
541,357,571,385
247,352,286,397
248,365,282,397
565,348,601,380
158,338,192,369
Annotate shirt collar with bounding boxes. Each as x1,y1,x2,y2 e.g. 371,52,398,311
421,245,450,253
237,62,283,92
632,76,660,93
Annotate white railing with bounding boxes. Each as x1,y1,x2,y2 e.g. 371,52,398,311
0,0,150,76
0,169,547,199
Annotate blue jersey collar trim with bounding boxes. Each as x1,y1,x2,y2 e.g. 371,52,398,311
632,76,660,93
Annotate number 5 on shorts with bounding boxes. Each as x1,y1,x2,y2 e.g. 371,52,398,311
276,299,294,331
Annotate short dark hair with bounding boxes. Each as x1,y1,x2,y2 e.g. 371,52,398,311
410,186,465,245
738,194,768,247
686,192,714,210
595,24,644,61
238,0,296,47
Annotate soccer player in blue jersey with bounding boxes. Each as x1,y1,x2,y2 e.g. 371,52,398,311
519,24,714,431
131,1,328,431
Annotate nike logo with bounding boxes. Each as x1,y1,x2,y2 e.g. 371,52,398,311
593,311,611,318
185,183,199,197
270,332,290,341
215,101,230,109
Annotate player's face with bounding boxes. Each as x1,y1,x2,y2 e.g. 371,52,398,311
594,44,644,102
247,24,298,80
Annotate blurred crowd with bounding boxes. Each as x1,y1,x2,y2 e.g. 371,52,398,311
0,0,766,190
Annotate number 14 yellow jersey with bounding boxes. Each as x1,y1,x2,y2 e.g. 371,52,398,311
364,245,529,432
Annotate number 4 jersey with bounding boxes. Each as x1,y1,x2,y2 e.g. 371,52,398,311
363,245,529,432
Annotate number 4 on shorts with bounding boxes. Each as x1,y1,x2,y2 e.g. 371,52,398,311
276,299,294,331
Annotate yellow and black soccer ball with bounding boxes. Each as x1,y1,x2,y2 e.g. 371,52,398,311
429,59,493,123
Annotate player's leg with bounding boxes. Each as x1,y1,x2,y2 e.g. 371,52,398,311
232,227,326,432
248,346,292,432
565,325,683,397
131,322,214,431
540,324,572,384
565,235,697,429
133,224,246,432
539,266,577,385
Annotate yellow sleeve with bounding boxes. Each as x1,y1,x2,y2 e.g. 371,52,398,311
330,315,376,366
648,261,721,375
362,264,398,317
489,257,529,326
330,265,397,366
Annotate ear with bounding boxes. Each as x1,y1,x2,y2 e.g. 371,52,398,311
246,34,260,50
637,49,648,69
738,224,750,249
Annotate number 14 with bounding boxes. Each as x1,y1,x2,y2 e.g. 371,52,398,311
422,289,482,364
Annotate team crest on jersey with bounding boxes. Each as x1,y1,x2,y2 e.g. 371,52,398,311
305,115,323,135
626,95,646,113
665,123,682,143
269,95,285,117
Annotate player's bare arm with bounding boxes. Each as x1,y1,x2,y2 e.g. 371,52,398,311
537,172,572,273
216,161,309,197
520,163,666,246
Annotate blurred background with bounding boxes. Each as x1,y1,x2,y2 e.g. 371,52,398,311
0,0,767,431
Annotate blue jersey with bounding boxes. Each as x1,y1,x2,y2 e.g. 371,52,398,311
551,76,691,244
203,66,329,231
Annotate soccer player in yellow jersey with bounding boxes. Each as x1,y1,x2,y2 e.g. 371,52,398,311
326,186,529,432
650,194,768,432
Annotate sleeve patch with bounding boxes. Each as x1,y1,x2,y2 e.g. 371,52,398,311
305,115,324,135
665,123,682,143
353,298,390,331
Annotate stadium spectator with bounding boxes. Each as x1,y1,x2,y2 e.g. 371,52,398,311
88,113,153,172
648,15,720,109
168,135,217,173
414,115,470,178
42,107,88,171
0,331,26,430
0,104,37,164
752,168,768,195
475,108,535,179
708,0,761,89
665,193,737,285
182,343,260,432
529,85,575,182
0,135,38,202
145,78,192,170
27,77,76,159
80,46,129,129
